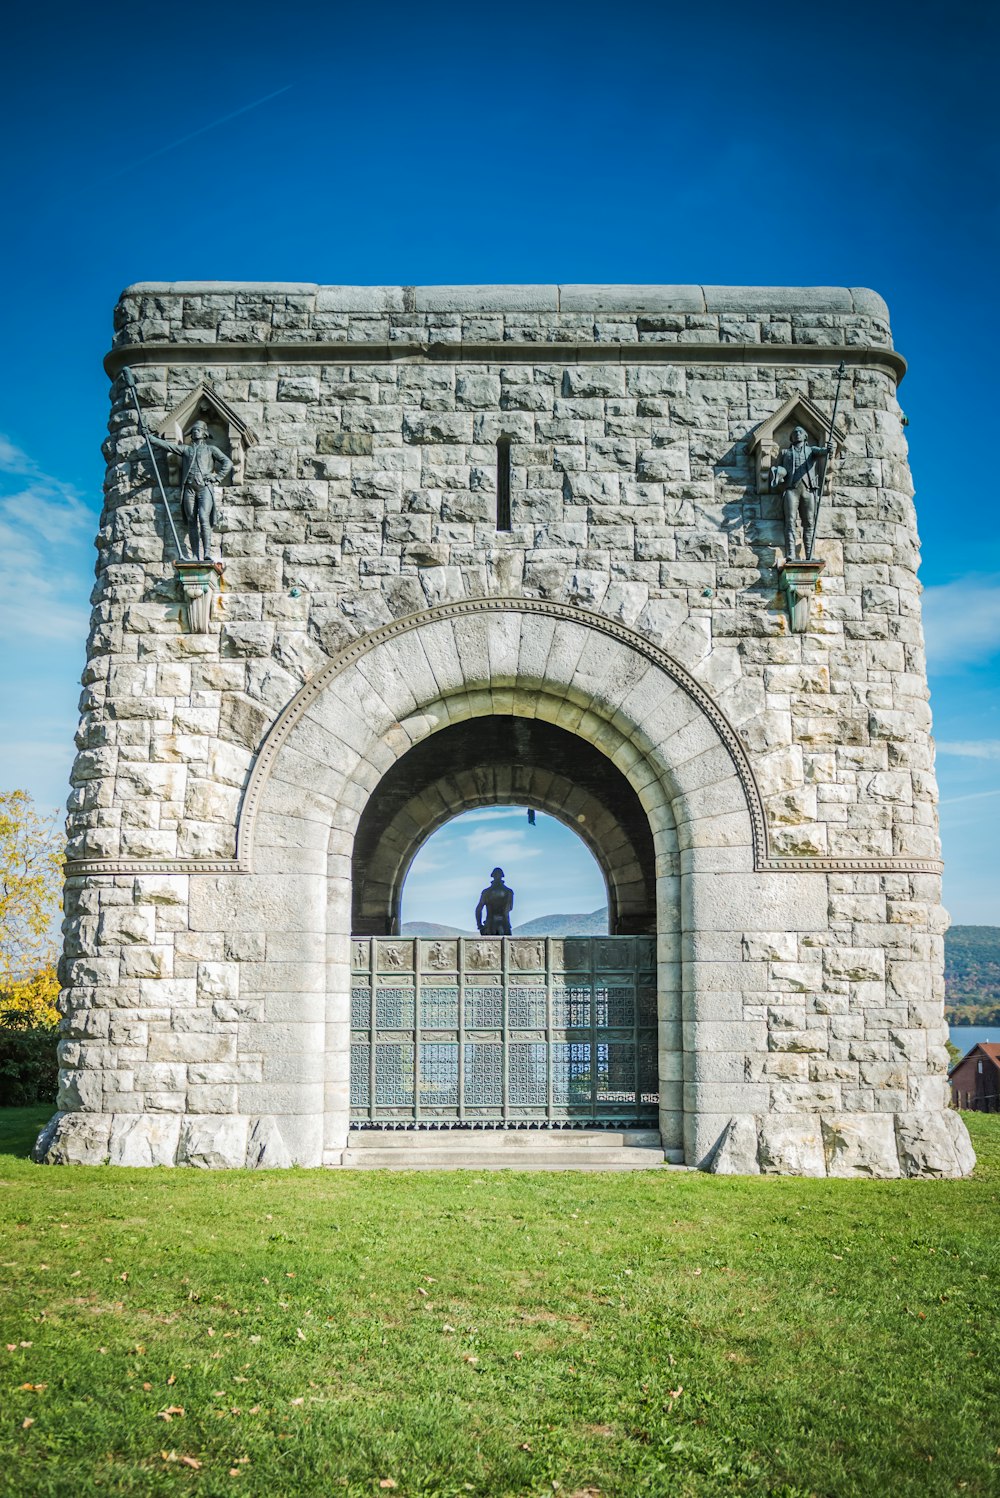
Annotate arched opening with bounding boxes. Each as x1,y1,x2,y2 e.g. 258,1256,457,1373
351,716,657,937
348,714,665,1130
400,806,609,937
237,596,765,1160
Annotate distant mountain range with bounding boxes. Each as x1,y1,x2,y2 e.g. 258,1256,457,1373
400,921,473,939
945,926,1000,1024
402,907,609,939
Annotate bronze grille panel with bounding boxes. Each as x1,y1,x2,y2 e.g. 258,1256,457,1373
350,936,658,1128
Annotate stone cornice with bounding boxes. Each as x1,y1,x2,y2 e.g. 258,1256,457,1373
104,341,907,384
119,282,891,319
64,597,940,881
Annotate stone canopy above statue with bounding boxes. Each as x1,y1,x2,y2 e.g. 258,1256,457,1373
747,392,849,497
157,382,257,483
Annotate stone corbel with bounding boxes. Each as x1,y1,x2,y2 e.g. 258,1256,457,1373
778,558,825,633
175,561,225,633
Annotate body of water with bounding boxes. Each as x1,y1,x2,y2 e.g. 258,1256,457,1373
949,1025,1000,1055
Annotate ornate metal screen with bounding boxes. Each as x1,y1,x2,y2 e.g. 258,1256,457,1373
350,935,658,1127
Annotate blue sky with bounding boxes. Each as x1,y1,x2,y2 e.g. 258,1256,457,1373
403,809,606,931
1,0,997,924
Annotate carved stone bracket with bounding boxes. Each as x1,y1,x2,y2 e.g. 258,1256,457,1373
779,559,825,633
175,561,224,633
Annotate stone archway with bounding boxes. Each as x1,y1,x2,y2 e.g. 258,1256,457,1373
351,715,658,937
237,597,766,877
228,597,776,1166
39,282,969,1181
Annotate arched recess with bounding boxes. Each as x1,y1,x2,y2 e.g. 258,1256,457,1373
351,716,658,936
223,598,780,1169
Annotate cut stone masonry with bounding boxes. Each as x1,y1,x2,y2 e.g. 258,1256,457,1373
37,284,970,1177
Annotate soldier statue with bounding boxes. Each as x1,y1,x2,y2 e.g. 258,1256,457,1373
147,420,233,562
770,425,832,561
475,867,514,935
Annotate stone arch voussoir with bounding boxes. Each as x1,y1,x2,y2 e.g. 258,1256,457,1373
240,598,767,876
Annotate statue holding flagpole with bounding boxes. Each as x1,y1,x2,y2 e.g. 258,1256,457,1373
146,419,233,563
770,425,832,561
769,361,846,561
120,369,232,563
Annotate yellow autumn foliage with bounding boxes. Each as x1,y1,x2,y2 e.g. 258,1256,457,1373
0,963,60,1029
0,790,64,1030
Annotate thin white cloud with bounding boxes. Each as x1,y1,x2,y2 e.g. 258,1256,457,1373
923,575,1000,672
936,740,1000,761
74,86,295,200
0,489,91,544
0,441,95,644
463,828,542,859
0,436,33,471
452,807,535,826
940,788,1000,807
0,592,89,644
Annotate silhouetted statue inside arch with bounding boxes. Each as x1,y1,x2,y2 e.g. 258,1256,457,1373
475,867,514,935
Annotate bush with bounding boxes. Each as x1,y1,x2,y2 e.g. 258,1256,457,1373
0,1026,58,1107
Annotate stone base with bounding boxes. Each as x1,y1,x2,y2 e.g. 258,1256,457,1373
34,1107,975,1178
778,558,825,633
708,1109,976,1179
174,560,224,633
32,1112,321,1169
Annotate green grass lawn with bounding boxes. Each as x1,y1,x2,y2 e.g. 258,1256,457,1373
1,1110,998,1498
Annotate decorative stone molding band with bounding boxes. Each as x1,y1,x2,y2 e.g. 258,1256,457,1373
65,597,942,881
64,858,246,879
103,342,907,384
65,853,943,879
762,856,942,874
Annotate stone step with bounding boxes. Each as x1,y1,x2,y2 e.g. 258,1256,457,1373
340,1127,672,1169
346,1128,662,1150
339,1146,668,1171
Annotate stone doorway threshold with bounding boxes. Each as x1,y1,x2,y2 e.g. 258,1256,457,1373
338,1128,686,1170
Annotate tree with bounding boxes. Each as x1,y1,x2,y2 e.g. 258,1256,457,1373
0,790,64,1029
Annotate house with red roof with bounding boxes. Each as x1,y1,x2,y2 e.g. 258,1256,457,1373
950,1043,1000,1112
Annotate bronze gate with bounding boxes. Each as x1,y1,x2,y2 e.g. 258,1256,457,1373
350,935,658,1127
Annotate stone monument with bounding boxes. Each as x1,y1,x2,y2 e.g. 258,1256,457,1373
33,283,973,1179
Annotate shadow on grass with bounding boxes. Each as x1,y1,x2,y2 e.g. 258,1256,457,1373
0,1105,52,1161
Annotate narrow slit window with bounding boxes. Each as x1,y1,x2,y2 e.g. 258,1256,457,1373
496,435,512,531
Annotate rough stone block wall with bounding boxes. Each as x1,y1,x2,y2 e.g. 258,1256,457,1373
34,283,974,1178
